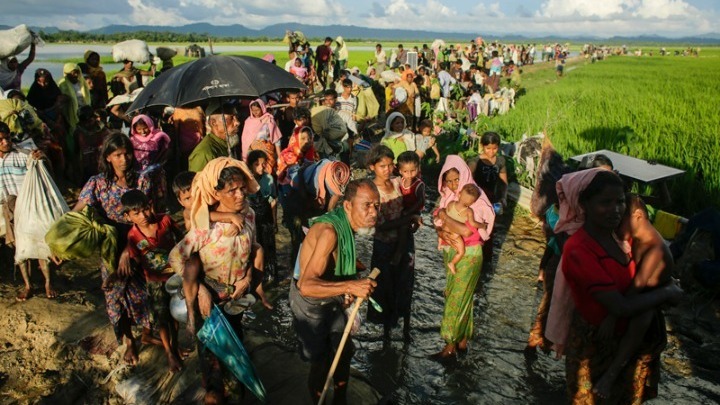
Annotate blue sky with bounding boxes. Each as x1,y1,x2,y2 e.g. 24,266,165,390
1,0,716,37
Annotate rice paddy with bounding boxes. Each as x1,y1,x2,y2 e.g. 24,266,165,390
484,49,720,214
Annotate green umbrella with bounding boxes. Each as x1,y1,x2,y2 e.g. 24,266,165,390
197,305,267,403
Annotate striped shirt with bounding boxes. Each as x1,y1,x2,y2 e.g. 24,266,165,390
0,149,30,203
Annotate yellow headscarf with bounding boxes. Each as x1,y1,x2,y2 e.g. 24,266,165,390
58,63,91,132
189,157,259,231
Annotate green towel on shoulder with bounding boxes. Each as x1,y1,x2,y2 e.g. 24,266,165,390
309,207,356,277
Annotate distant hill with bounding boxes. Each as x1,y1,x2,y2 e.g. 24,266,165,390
2,22,718,44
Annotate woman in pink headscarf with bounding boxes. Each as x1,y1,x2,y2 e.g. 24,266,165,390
241,98,282,174
432,155,495,358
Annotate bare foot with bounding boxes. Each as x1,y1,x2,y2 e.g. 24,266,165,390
123,341,138,366
45,284,57,299
177,347,193,359
593,370,618,399
448,263,457,275
204,390,225,405
167,352,183,373
260,297,274,310
141,329,162,346
457,338,468,352
16,287,32,302
431,344,457,360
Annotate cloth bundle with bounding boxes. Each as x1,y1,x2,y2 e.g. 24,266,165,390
294,159,350,202
14,158,69,262
0,99,43,137
155,46,177,61
112,39,150,63
45,206,119,273
0,24,43,59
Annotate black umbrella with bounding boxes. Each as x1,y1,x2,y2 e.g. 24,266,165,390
127,55,306,114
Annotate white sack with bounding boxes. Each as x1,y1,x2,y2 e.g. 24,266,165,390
0,25,43,60
112,40,151,63
14,158,69,262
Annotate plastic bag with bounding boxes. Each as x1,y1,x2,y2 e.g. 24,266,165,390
112,39,150,63
197,306,267,402
0,24,43,60
45,206,119,273
14,158,69,262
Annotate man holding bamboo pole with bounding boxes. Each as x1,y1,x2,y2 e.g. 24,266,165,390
290,178,380,404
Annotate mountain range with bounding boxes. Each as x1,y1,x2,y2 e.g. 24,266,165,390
2,22,719,44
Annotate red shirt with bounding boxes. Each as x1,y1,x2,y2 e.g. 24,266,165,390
316,45,332,63
562,227,635,326
127,214,181,282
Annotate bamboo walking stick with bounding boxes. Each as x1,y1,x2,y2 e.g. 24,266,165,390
317,268,381,405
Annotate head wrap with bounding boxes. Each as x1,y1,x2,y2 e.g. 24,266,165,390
189,157,259,231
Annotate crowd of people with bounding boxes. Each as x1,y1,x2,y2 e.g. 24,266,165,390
0,33,684,405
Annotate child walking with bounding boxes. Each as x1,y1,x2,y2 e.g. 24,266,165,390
121,190,184,372
130,115,170,170
130,114,170,212
246,150,279,281
392,151,425,265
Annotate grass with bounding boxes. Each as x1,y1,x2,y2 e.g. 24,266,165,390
480,49,720,214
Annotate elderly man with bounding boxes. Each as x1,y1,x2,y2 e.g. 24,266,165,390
290,178,379,404
0,123,54,301
188,103,240,172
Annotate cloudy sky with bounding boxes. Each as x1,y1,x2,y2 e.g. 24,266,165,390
1,0,716,37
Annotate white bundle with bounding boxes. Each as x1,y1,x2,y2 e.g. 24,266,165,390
112,39,150,63
14,158,70,262
0,24,43,60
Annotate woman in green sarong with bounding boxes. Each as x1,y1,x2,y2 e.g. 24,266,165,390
433,155,495,358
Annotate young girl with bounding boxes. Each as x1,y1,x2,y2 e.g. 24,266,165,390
366,145,416,342
241,98,282,171
472,132,508,209
246,150,279,283
277,125,318,183
437,184,484,274
130,114,170,170
392,151,425,265
130,114,170,212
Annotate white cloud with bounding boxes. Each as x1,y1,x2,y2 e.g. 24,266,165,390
634,0,693,19
127,0,191,25
538,0,632,18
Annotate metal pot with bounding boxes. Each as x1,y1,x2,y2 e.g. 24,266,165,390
169,293,188,324
166,274,188,323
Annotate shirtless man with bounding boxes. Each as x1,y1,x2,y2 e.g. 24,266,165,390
290,179,379,405
594,194,676,398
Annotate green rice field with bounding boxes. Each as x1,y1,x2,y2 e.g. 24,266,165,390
484,50,720,214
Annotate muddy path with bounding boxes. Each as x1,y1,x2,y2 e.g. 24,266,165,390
1,187,719,404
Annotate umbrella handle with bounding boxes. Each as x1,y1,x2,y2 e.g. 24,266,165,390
317,268,380,405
